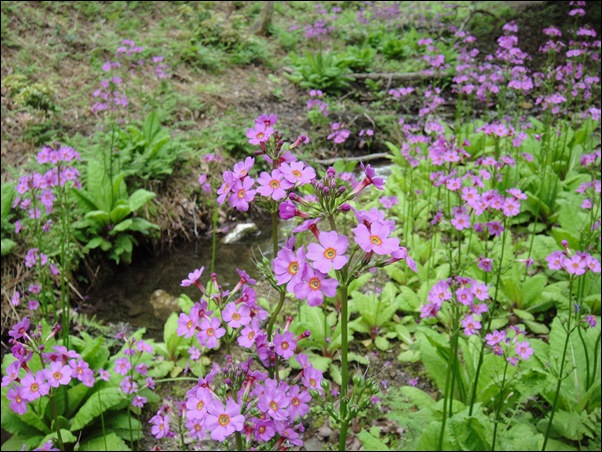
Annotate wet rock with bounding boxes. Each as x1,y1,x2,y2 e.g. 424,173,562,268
304,437,324,451
149,289,180,321
222,222,258,244
317,424,332,439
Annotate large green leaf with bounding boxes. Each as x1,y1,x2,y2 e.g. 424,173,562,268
128,189,156,212
70,388,125,431
76,432,130,451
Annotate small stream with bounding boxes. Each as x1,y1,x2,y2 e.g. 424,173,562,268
86,223,274,340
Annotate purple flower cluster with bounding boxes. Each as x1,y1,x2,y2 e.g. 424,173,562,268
485,325,534,365
92,39,171,115
546,247,601,275
153,269,322,448
217,114,313,212
326,122,350,144
4,320,95,415
306,90,329,116
421,277,490,334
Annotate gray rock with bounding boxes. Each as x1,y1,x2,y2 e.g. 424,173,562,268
304,437,325,451
149,289,179,321
222,222,258,244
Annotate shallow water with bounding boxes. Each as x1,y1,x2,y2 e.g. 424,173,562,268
86,225,274,340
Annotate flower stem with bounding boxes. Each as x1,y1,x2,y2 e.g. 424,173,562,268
542,277,575,451
338,282,349,452
491,360,509,451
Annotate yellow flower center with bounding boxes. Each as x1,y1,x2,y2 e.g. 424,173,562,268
237,189,245,199
197,400,205,410
269,179,280,189
323,247,336,260
218,414,230,426
292,170,302,178
248,331,255,340
370,235,382,245
53,372,61,380
207,328,215,337
232,313,241,321
288,261,299,275
292,397,300,406
187,320,194,329
256,132,264,140
281,342,289,350
270,401,278,411
309,278,321,290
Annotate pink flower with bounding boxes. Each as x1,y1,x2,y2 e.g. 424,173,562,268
181,266,205,288
238,319,262,348
233,157,255,179
273,246,307,292
7,386,27,415
255,113,278,127
256,169,293,201
197,317,226,349
306,230,349,273
44,362,73,387
294,266,338,307
349,163,385,197
177,313,198,338
150,413,170,439
222,302,251,328
546,251,564,270
274,332,297,359
563,255,586,275
461,314,481,336
70,359,95,387
185,388,213,420
20,371,50,401
229,176,256,211
485,330,506,346
353,222,400,255
115,357,132,376
246,123,274,145
515,340,533,360
205,399,245,441
279,161,316,186
258,383,290,421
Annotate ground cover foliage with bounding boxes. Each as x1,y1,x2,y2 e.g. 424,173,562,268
1,1,601,451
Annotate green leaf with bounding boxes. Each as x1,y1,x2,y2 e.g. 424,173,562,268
348,352,369,365
400,386,435,409
109,203,131,224
105,413,142,441
0,434,43,451
128,189,156,212
71,388,125,431
75,432,130,451
1,238,17,256
40,429,77,446
358,428,390,451
110,218,134,234
375,336,391,351
80,336,109,370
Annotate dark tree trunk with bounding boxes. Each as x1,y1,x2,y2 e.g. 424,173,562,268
252,1,274,36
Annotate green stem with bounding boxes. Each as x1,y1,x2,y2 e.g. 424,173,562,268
576,325,591,389
338,282,349,452
48,394,65,451
271,211,279,257
267,290,285,342
469,219,507,415
98,390,108,451
491,360,509,451
438,329,455,451
542,277,575,451
210,207,218,275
